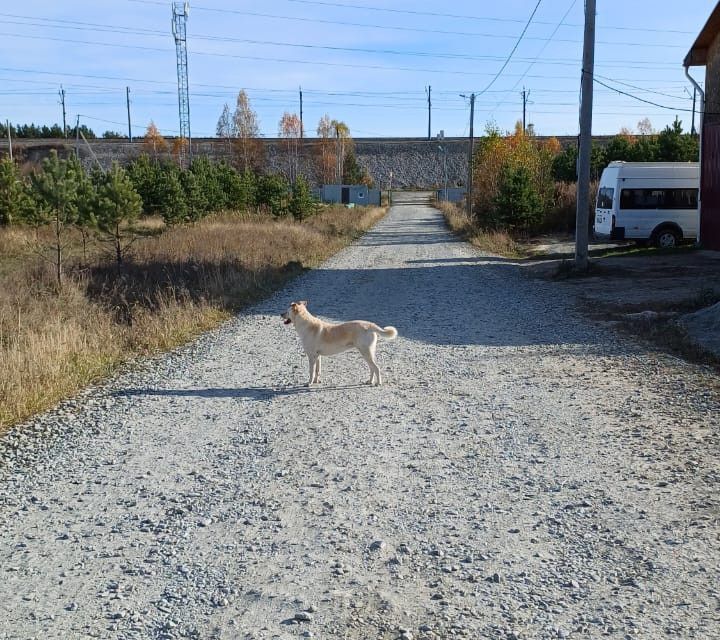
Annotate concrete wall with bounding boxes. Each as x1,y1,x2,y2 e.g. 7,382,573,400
0,135,608,189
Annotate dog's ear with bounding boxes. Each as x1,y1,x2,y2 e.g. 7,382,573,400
298,300,308,307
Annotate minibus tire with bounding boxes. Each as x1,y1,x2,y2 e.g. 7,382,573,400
651,226,681,249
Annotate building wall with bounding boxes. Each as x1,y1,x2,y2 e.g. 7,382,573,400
705,34,720,127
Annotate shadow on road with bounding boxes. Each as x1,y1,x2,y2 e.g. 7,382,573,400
117,384,369,400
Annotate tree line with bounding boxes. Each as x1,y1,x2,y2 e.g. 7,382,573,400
0,122,126,140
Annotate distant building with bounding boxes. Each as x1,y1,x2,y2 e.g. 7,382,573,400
436,187,466,204
685,1,720,249
320,184,381,206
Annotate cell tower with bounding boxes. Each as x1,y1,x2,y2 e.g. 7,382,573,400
172,2,191,164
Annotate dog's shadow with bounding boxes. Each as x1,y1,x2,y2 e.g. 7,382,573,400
117,383,369,401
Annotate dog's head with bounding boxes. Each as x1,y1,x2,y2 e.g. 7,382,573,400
280,300,307,325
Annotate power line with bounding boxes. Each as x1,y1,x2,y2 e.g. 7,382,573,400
474,0,543,96
1,14,687,67
592,76,695,113
0,12,692,69
489,0,578,118
0,31,689,83
276,0,696,35
125,0,688,48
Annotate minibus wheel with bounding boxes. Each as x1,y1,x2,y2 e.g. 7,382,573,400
651,227,680,249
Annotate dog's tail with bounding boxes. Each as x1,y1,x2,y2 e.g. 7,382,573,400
371,324,398,340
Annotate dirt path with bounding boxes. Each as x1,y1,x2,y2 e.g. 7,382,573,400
1,195,719,640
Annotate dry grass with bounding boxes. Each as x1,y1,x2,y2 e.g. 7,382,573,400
0,205,385,431
436,201,523,258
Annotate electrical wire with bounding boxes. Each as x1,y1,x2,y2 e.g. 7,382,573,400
473,0,543,97
277,0,696,35
125,0,688,49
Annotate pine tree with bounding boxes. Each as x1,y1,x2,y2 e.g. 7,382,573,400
29,151,80,289
95,163,143,263
288,175,317,220
0,156,30,225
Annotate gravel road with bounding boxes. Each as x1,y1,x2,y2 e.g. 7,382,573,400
1,193,719,640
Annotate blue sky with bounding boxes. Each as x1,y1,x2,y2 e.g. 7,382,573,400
0,0,715,139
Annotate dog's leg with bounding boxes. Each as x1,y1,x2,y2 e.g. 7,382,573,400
359,344,381,386
307,354,317,387
314,356,322,384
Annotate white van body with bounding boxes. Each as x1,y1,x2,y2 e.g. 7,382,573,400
594,161,699,247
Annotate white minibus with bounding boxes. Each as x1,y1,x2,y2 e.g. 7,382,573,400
594,161,699,247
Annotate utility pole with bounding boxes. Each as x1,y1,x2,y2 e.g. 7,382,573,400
335,124,341,183
299,86,303,139
75,115,81,159
522,87,529,134
437,130,448,202
59,85,67,138
6,119,12,161
126,86,133,142
575,0,596,271
426,85,431,140
460,93,476,217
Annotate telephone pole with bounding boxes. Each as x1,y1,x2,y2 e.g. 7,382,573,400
522,87,529,134
59,86,67,138
6,119,12,161
299,86,304,139
575,0,596,271
461,93,476,217
126,87,133,142
335,124,341,183
75,115,81,158
426,85,431,140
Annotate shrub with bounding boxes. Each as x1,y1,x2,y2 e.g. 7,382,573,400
288,175,317,220
493,165,541,231
255,173,288,216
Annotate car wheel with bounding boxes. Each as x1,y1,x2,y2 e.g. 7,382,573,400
653,228,680,249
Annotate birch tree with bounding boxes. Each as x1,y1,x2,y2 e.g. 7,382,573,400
278,112,303,184
232,90,264,172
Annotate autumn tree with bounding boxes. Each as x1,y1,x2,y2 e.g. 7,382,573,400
143,121,168,158
332,119,352,182
314,115,352,183
278,112,303,184
637,117,654,136
232,90,264,172
315,114,336,184
171,137,189,164
472,121,554,230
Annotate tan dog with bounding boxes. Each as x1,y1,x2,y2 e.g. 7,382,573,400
281,301,398,386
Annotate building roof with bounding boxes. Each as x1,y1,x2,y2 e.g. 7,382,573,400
685,1,720,66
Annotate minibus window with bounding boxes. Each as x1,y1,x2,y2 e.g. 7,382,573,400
620,188,699,210
596,187,614,209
